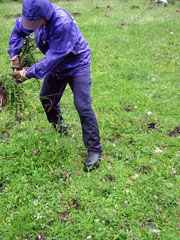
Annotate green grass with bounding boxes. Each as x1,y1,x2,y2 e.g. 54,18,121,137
0,0,180,239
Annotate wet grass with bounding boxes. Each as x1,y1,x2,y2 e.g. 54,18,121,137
0,0,180,239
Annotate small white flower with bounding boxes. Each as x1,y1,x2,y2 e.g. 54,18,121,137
132,174,139,180
34,213,42,220
147,111,152,115
155,147,163,153
33,200,38,206
87,236,92,239
149,229,161,233
36,215,42,220
170,31,173,35
134,106,138,109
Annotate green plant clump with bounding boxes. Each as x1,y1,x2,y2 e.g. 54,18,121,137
20,34,37,67
0,74,26,120
0,34,37,119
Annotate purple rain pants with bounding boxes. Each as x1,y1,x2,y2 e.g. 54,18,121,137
40,72,102,153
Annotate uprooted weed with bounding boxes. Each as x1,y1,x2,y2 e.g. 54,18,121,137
0,74,25,121
0,34,37,120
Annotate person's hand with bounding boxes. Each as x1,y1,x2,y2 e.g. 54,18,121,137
9,68,28,83
10,55,21,70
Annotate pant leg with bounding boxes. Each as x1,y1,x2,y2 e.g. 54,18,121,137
40,72,67,124
68,73,102,152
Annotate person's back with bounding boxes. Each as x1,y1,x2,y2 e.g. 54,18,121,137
45,5,91,77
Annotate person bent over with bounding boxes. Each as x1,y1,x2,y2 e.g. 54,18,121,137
8,0,102,171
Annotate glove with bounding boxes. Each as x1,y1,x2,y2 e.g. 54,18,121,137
10,55,21,70
9,68,29,83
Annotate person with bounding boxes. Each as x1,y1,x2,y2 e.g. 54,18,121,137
8,0,102,171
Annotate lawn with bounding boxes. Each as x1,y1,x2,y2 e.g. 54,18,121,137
0,0,180,239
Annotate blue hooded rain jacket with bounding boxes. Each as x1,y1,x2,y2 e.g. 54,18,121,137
8,0,91,79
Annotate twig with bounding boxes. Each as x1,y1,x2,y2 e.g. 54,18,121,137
0,156,12,159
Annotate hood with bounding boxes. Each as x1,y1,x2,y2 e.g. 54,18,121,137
22,0,54,20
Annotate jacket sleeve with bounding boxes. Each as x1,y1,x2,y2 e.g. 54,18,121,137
27,21,77,79
8,17,32,58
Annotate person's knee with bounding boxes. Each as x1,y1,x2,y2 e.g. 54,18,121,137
74,98,91,116
39,93,52,111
